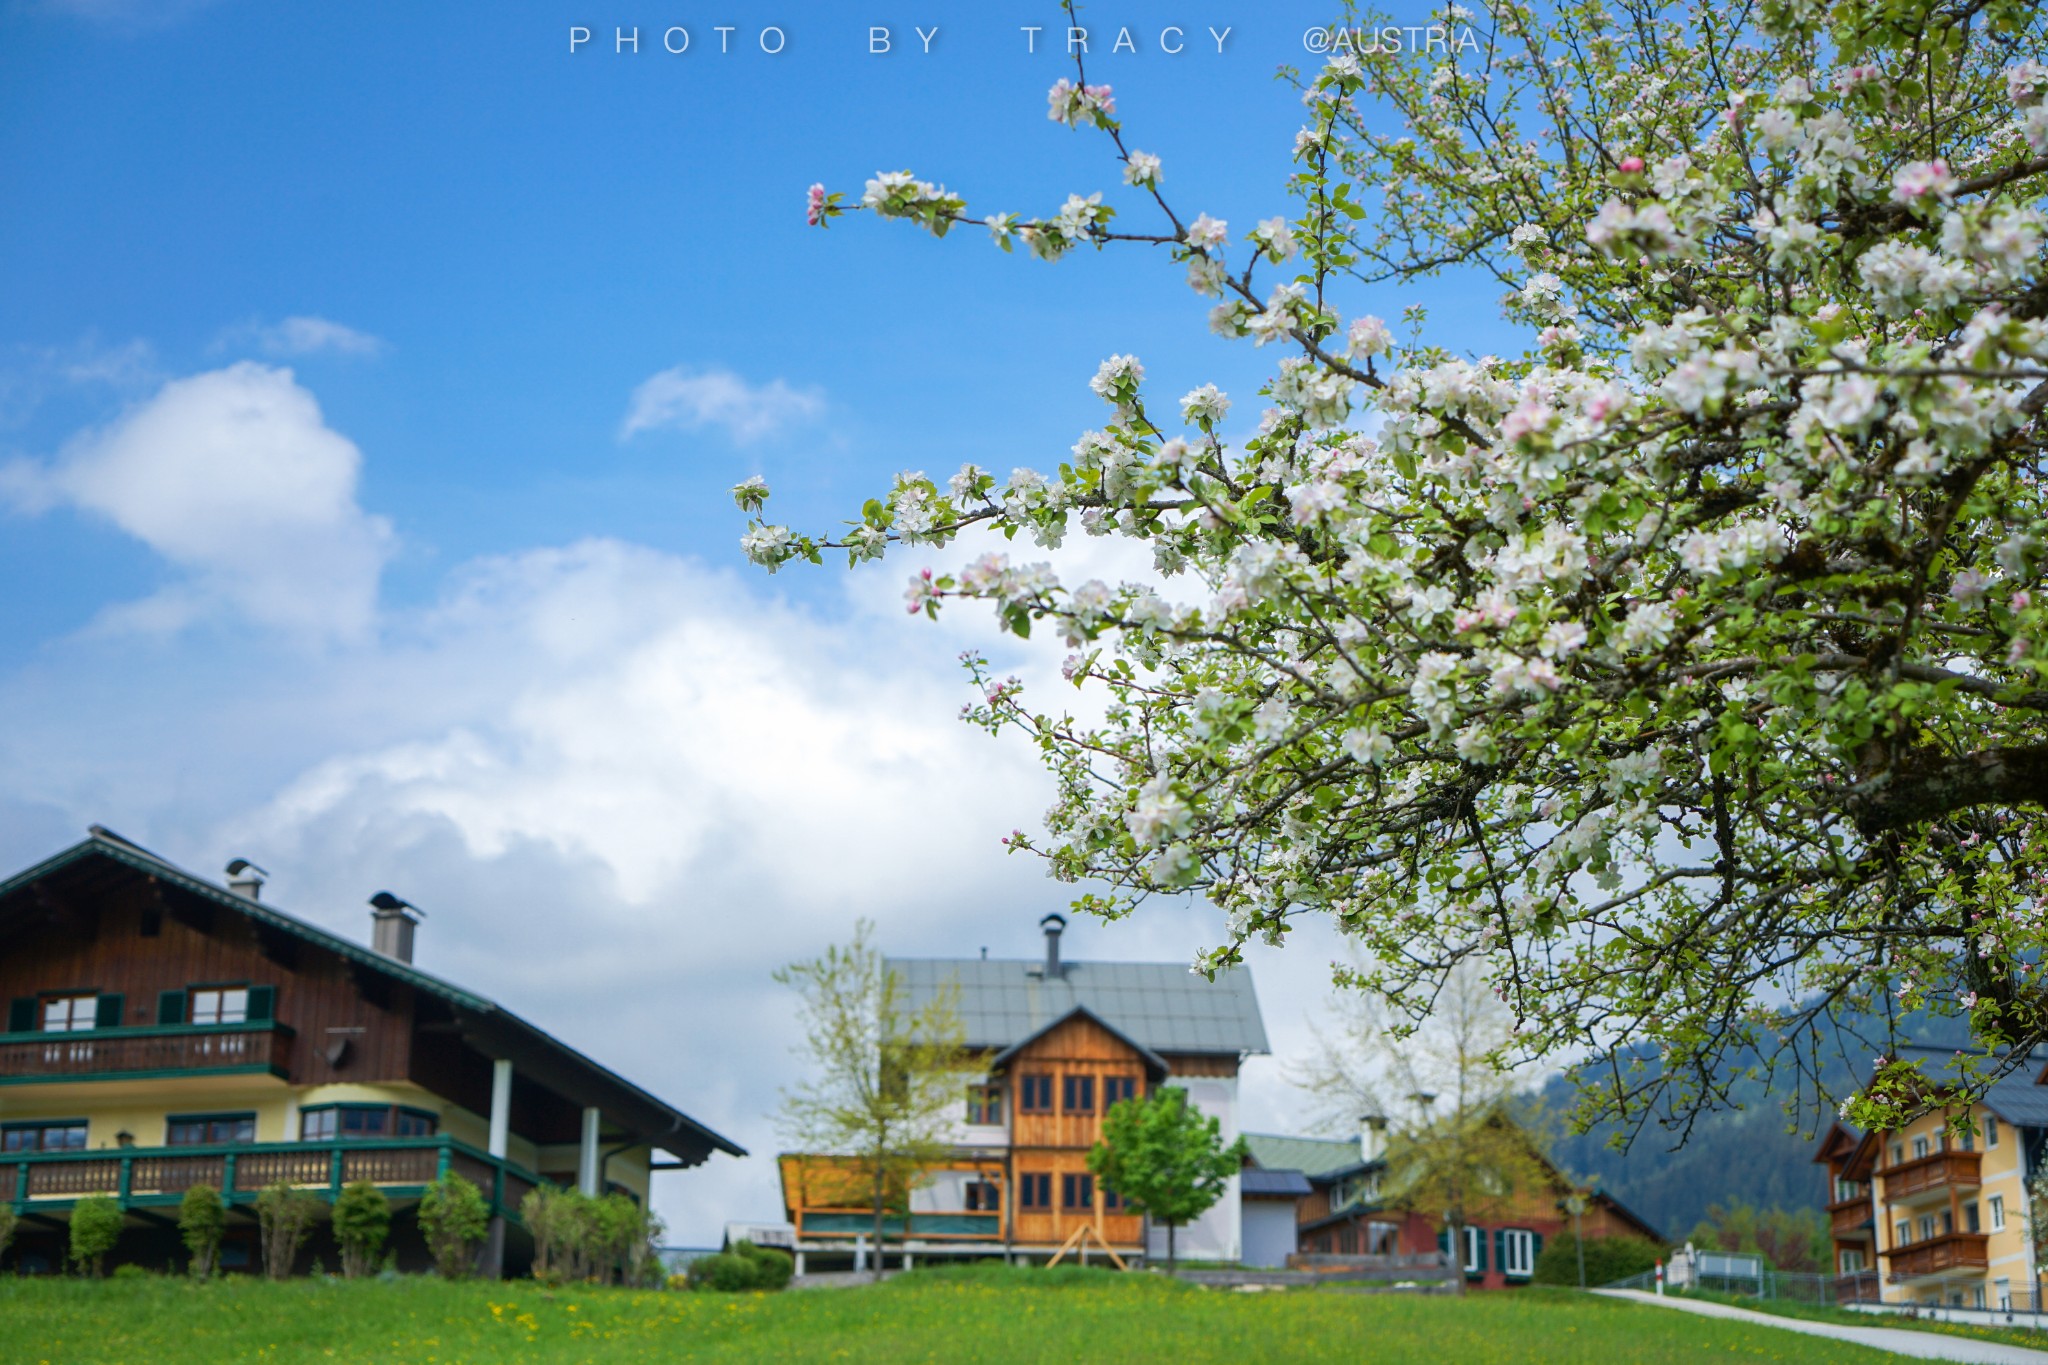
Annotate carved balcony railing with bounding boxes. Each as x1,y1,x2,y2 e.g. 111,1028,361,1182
1884,1231,1990,1281
1880,1149,1981,1204
0,1022,293,1084
1,1136,538,1221
1829,1196,1876,1239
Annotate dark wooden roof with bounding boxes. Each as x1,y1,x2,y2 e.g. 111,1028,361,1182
0,830,744,1165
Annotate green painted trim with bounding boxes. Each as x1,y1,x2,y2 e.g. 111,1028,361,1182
0,1064,284,1086
0,1020,291,1043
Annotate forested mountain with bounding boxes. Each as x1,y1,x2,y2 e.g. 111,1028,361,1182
1528,1015,1973,1241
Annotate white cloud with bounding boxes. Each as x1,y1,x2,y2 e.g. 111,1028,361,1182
619,365,825,444
218,316,386,359
1,362,393,641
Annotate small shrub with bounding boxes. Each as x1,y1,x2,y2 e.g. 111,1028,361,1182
333,1181,391,1279
687,1239,792,1292
68,1196,124,1278
255,1183,320,1280
111,1262,152,1280
179,1184,226,1280
521,1184,592,1283
419,1172,489,1280
1532,1232,1666,1287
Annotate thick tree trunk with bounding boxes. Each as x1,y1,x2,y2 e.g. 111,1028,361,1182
1854,744,2048,834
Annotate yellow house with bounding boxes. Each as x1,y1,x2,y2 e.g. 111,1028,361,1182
1817,1045,2043,1310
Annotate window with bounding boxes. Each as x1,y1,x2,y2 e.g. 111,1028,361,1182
1500,1228,1535,1278
1102,1076,1138,1110
1997,1278,2013,1311
1840,1249,1864,1274
1896,1221,1911,1247
965,1084,1003,1126
1990,1194,2007,1231
1918,1214,1937,1242
1989,1115,2002,1148
1102,1185,1128,1212
964,1180,1000,1212
1019,1074,1054,1114
41,994,98,1033
1018,1172,1052,1211
1966,1201,1981,1233
1062,1075,1095,1114
1461,1226,1485,1274
1,1120,87,1152
1891,1142,1906,1166
1960,1128,1975,1152
189,987,249,1026
1062,1173,1094,1210
166,1113,256,1146
1834,1177,1864,1202
1912,1135,1931,1160
299,1104,435,1141
1973,1285,1988,1309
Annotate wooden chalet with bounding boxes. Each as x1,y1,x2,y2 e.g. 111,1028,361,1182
777,914,1267,1269
1245,1115,1662,1287
0,828,743,1275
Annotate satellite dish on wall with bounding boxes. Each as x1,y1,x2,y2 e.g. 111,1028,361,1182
324,1037,353,1069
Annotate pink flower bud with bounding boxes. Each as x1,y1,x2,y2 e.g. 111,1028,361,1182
1619,156,1645,173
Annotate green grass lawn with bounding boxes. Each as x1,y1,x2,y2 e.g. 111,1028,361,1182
0,1266,1929,1364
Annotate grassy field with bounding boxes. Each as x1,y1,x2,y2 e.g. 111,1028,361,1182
0,1266,1931,1365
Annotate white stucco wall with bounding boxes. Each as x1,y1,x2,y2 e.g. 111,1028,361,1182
1146,1075,1241,1262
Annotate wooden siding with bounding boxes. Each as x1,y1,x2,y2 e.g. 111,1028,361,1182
1007,1015,1148,1150
1009,1147,1144,1247
1158,1052,1239,1077
1,880,413,1087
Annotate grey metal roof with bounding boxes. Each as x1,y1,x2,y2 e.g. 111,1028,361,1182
891,956,1268,1057
1240,1167,1314,1198
1891,1043,2048,1127
1241,1132,1364,1179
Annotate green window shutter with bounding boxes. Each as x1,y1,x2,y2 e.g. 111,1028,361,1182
1436,1226,1450,1258
7,998,34,1033
95,993,125,1029
247,985,276,1022
1494,1227,1506,1274
1531,1232,1544,1275
157,990,187,1025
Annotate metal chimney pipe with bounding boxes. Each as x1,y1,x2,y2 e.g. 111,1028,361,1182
369,891,423,964
1040,912,1067,979
225,859,268,901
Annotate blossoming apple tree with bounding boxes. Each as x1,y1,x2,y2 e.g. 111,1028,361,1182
743,0,2048,1135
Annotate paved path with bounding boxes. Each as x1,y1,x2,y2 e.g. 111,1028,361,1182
1594,1289,2048,1363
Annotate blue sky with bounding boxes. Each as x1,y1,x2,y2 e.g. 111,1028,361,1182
1,0,1510,1241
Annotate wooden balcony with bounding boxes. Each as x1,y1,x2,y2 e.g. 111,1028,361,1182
1834,1269,1883,1303
793,1208,1004,1242
1880,1149,1980,1204
0,1022,293,1084
1829,1196,1875,1239
0,1136,537,1219
1883,1231,1989,1281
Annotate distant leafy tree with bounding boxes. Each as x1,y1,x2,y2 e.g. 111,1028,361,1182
1688,1200,1830,1273
68,1196,123,1277
255,1183,319,1280
1089,1086,1246,1271
418,1172,490,1279
775,919,971,1280
333,1181,392,1279
1296,962,1553,1290
1532,1232,1665,1287
178,1184,225,1279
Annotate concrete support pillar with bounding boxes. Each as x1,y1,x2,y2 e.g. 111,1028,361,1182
794,1251,806,1276
578,1106,602,1196
488,1059,513,1160
480,1215,507,1280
